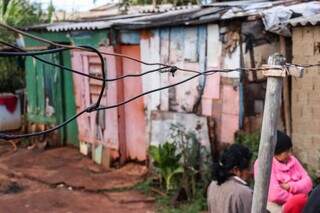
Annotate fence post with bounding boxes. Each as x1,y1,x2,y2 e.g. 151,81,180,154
251,53,286,213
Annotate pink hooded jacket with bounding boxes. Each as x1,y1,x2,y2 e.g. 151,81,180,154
254,156,313,205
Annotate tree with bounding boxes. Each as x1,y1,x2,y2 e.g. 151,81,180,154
47,1,55,23
0,0,43,41
0,0,45,92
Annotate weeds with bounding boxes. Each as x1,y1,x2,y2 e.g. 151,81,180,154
156,191,205,213
235,130,260,161
134,178,206,213
149,142,183,192
146,123,211,212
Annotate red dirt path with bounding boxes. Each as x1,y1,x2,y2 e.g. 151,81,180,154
0,145,155,213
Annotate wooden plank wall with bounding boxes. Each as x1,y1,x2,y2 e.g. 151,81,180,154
72,44,146,161
121,45,146,161
72,25,245,162
141,24,241,144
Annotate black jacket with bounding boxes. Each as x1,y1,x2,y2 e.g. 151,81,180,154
303,185,320,213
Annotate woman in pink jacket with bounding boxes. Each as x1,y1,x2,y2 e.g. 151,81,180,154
254,131,312,212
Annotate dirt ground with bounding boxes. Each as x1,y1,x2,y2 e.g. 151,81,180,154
0,144,155,213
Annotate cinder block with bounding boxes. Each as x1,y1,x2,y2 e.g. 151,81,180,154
80,141,91,156
311,106,320,118
101,148,111,170
286,27,320,172
92,144,103,165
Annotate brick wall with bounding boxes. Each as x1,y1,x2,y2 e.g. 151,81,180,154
292,26,320,173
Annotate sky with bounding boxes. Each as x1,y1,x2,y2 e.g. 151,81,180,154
30,0,111,12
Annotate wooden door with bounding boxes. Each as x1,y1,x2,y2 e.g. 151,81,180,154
120,45,146,161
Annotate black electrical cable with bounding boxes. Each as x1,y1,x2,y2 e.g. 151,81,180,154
0,44,107,140
0,61,307,141
0,43,286,142
79,45,106,110
0,70,223,140
0,59,291,140
0,109,87,140
0,47,67,56
0,41,172,82
0,22,298,74
286,62,320,68
0,41,102,80
0,22,168,67
97,73,205,110
98,69,219,110
0,23,300,141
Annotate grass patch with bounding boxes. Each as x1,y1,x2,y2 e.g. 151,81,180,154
134,179,207,213
134,178,154,194
236,130,260,161
156,192,206,213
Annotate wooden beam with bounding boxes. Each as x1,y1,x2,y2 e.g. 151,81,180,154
280,36,292,137
251,53,285,213
114,44,127,165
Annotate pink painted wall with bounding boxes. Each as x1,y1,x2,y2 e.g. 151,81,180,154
72,51,91,143
220,85,240,143
120,45,146,161
72,47,119,150
202,71,221,116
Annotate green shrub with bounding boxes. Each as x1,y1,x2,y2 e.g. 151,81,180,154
235,130,260,161
0,57,25,92
148,123,212,211
0,0,52,93
149,142,184,192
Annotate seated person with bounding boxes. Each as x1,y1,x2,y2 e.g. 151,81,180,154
283,194,308,213
207,144,253,213
303,184,320,213
254,131,312,212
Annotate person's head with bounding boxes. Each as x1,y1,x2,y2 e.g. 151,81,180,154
274,131,293,163
213,144,252,185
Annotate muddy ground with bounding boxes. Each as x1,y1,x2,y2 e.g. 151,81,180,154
0,144,155,213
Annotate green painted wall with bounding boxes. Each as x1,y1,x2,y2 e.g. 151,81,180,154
60,51,77,146
24,32,70,47
24,30,109,47
69,30,109,48
24,29,110,146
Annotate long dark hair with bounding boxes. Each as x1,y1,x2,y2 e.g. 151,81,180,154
213,144,252,185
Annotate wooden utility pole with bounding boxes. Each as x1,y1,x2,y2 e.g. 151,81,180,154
251,53,286,213
251,54,304,212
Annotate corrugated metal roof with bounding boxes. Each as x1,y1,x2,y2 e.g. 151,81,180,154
25,14,148,31
25,0,305,32
112,7,203,29
287,14,320,27
220,0,300,20
47,21,113,32
204,0,267,7
137,4,199,13
27,7,202,31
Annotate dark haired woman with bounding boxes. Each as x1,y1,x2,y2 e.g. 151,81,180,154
207,144,253,213
254,131,312,213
